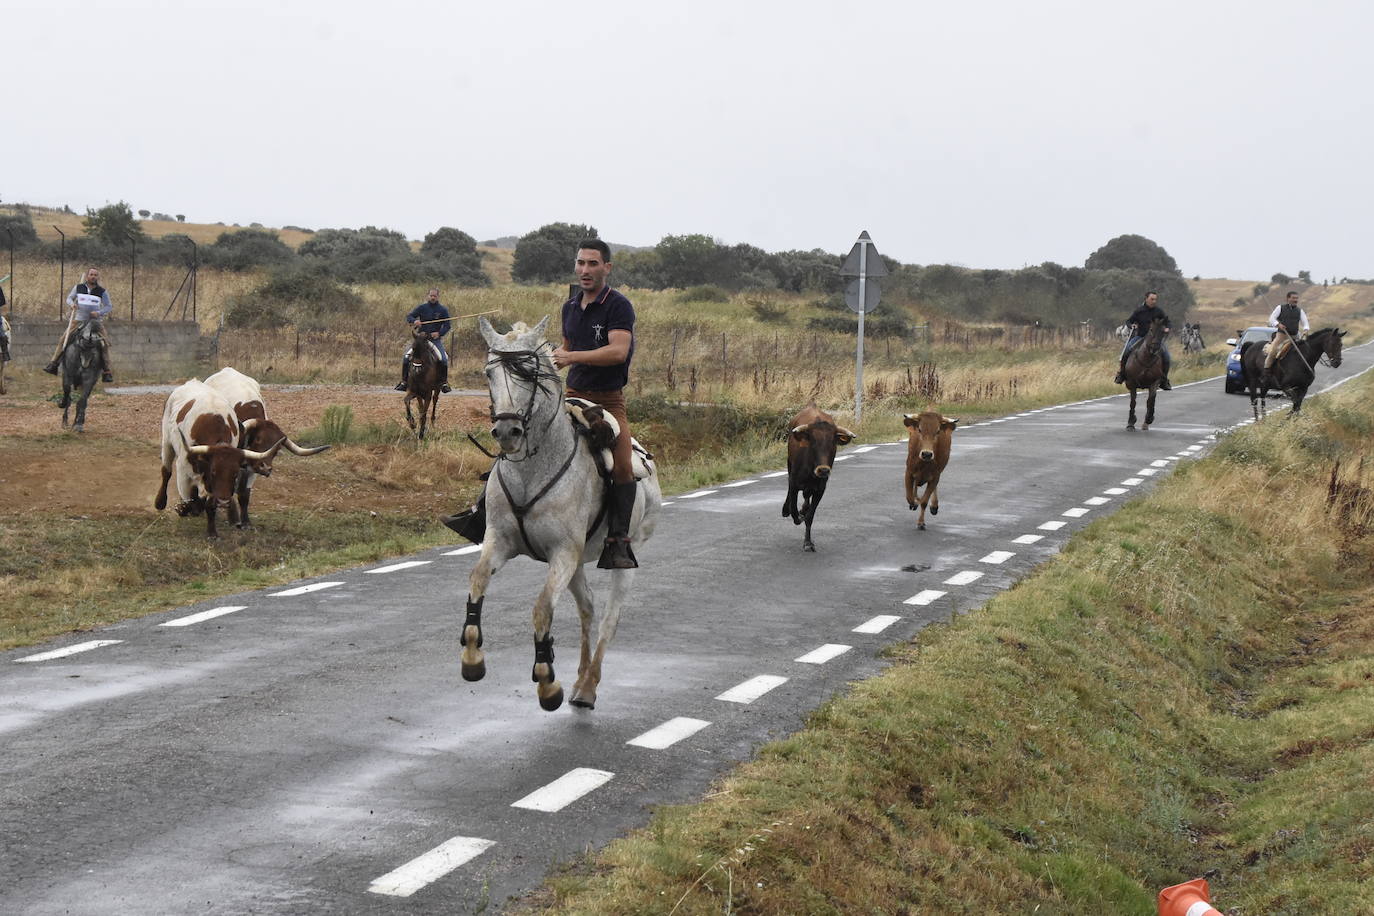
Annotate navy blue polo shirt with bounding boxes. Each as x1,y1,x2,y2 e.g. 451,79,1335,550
561,285,635,391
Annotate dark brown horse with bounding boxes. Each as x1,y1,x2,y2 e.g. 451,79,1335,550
1123,317,1167,431
403,327,443,439
1239,326,1345,420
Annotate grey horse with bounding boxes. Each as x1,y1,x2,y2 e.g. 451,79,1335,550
59,322,102,432
460,317,661,711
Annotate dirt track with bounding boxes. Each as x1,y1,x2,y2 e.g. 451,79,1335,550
0,383,490,518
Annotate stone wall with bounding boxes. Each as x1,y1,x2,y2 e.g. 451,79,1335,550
4,318,211,380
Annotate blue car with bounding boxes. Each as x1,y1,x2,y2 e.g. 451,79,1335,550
1224,326,1275,393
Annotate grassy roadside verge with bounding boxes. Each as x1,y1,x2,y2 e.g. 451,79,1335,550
515,378,1374,914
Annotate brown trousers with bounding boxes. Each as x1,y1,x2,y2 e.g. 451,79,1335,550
567,387,633,484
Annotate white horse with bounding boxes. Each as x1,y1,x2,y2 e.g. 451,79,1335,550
461,316,661,711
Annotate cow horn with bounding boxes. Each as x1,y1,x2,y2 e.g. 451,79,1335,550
836,426,856,439
241,437,287,462
942,416,960,426
791,424,811,436
188,444,211,456
242,418,261,432
285,438,330,457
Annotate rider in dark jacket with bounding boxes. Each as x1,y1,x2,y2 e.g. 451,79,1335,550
1113,291,1173,390
395,288,452,393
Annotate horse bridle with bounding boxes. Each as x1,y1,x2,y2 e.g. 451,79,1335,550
485,345,563,462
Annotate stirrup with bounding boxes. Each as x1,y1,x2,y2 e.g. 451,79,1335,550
43,361,60,375
597,537,639,570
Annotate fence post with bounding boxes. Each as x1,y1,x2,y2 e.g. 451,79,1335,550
372,327,378,369
294,328,300,361
53,227,65,318
127,232,137,320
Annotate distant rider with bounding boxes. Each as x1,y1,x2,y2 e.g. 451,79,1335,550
1264,290,1310,372
44,266,115,382
1113,291,1172,390
395,287,452,393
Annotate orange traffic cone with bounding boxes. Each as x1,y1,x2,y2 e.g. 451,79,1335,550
1158,877,1225,916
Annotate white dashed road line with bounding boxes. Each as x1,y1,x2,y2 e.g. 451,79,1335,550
904,589,947,606
511,768,615,812
716,675,788,704
442,545,481,556
1103,487,1128,495
1061,507,1090,518
1012,534,1043,544
1083,496,1111,506
795,644,851,664
160,606,248,628
1038,520,1067,531
16,640,123,663
270,582,345,597
853,615,902,634
1136,468,1159,476
365,560,432,575
1150,459,1170,467
627,717,712,750
943,570,984,586
368,836,497,898
1121,477,1144,486
979,551,1015,564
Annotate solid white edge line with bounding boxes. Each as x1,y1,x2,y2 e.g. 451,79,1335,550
364,560,432,574
853,614,902,634
721,480,757,487
368,836,497,897
16,640,123,662
716,675,788,704
511,768,615,812
761,471,788,478
679,489,718,499
270,582,345,597
160,606,248,627
627,717,712,750
795,644,852,664
904,589,947,605
443,545,481,556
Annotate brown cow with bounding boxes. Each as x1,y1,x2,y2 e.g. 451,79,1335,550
782,404,855,551
155,380,286,539
903,410,958,530
204,367,330,529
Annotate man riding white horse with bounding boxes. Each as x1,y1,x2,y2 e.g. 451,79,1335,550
443,238,643,569
44,267,115,383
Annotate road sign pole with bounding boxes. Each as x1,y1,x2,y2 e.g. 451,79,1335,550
855,240,867,424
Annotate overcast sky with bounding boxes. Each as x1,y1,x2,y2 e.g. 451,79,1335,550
8,0,1371,280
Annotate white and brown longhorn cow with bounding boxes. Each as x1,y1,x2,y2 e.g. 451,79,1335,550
783,404,855,552
903,410,958,530
155,380,285,539
203,367,330,529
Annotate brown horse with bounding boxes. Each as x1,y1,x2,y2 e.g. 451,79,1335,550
1123,317,1167,431
403,327,443,439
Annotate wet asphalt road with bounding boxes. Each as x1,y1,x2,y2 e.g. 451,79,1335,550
3,346,1371,915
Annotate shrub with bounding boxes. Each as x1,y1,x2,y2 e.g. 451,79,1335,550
0,212,40,248
318,405,354,444
513,223,597,284
1084,234,1180,274
207,229,296,271
223,266,364,329
679,284,730,303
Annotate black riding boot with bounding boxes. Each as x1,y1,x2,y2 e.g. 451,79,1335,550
440,361,452,394
99,340,114,383
43,356,60,374
1113,359,1126,384
394,357,410,391
441,490,487,544
1158,356,1172,390
597,481,639,570
0,337,10,362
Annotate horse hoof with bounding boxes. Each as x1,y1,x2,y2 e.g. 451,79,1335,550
75,425,84,434
461,659,486,682
930,505,938,516
1126,425,1135,431
918,522,926,530
539,686,564,712
569,691,596,710
803,543,816,552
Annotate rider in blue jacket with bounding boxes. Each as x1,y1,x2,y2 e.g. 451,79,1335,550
395,288,452,393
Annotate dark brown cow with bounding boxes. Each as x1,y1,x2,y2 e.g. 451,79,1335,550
204,367,330,529
903,410,957,530
782,404,855,551
155,380,285,539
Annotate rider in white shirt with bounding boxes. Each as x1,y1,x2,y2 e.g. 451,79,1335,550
1265,291,1310,371
44,266,115,382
